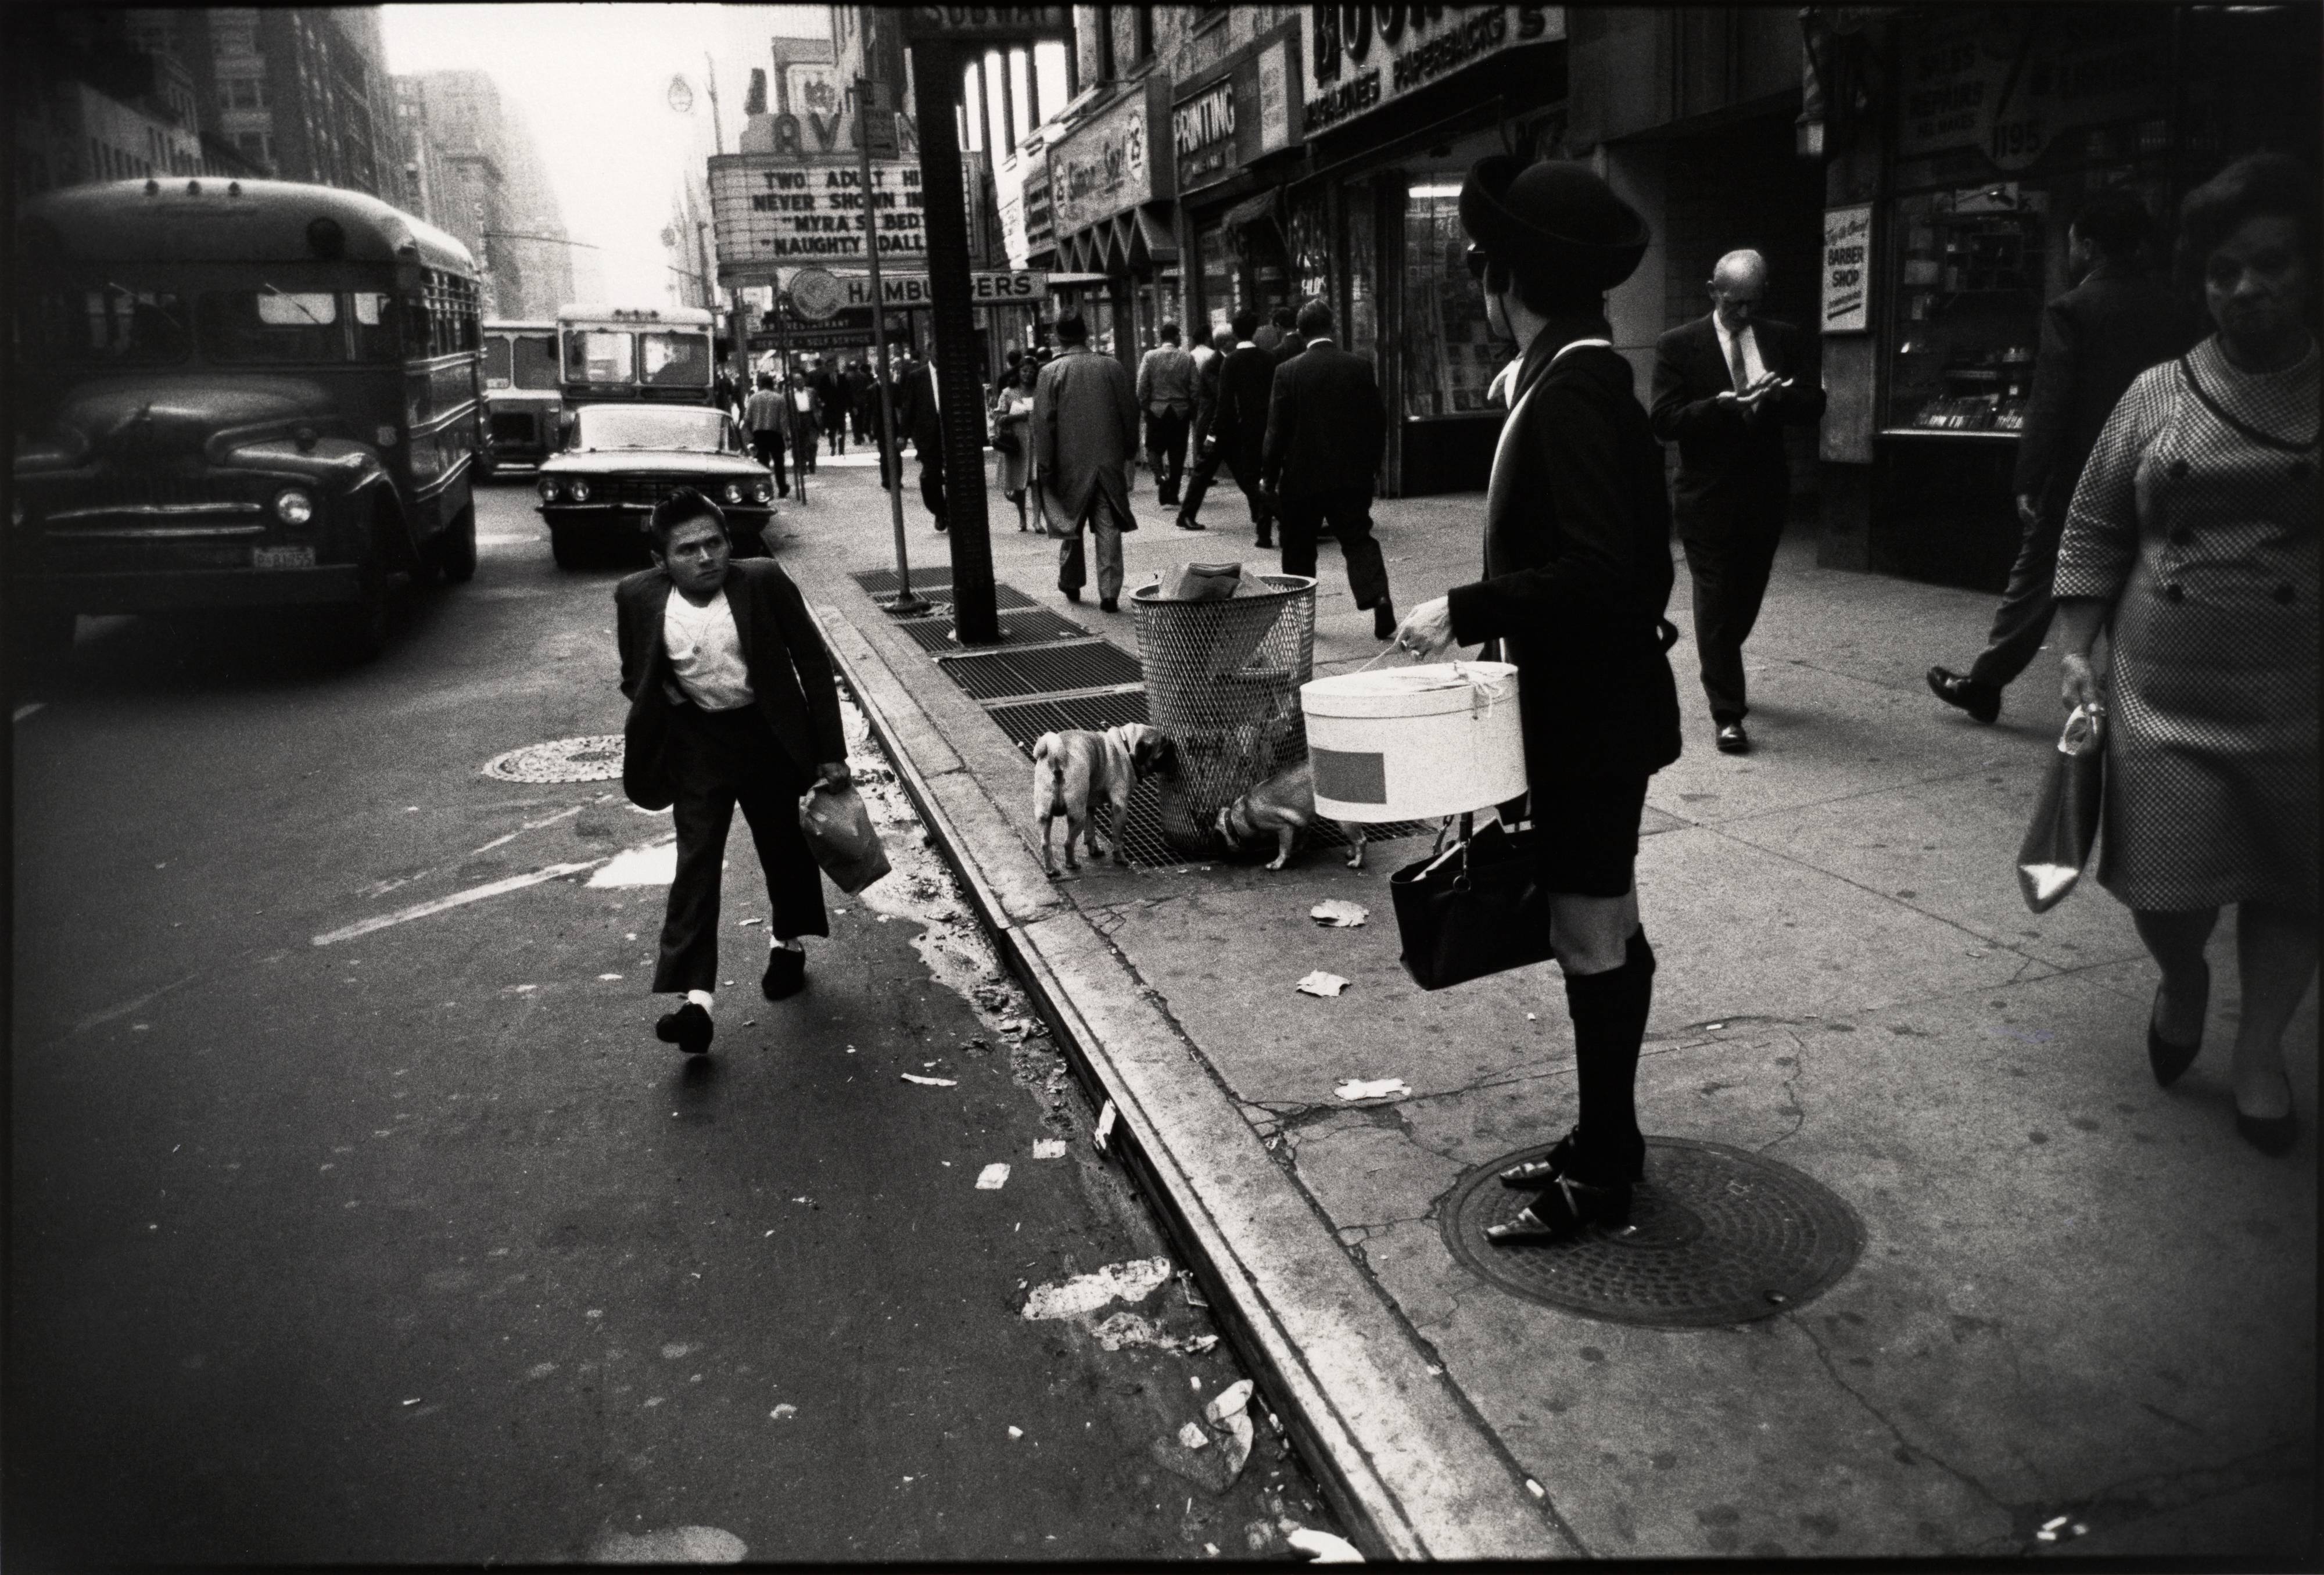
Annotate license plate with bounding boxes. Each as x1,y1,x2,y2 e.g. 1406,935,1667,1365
252,544,317,570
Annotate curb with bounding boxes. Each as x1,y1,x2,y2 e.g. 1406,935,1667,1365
816,601,1573,1562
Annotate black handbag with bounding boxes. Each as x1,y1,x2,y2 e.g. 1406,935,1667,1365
1389,813,1555,991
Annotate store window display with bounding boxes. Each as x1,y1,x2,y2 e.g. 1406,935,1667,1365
1402,180,1513,417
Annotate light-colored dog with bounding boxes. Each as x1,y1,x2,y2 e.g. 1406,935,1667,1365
1215,759,1366,871
1032,722,1177,874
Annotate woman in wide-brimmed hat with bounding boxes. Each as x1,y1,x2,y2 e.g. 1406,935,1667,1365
1394,156,1684,1242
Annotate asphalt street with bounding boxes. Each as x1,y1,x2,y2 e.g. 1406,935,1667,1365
7,470,1338,1564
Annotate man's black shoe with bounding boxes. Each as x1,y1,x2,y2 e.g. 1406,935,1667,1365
762,946,806,1001
1715,722,1751,755
1175,516,1206,531
1061,585,1082,603
1099,596,1119,614
654,1002,713,1054
1255,534,1274,550
1927,665,2002,724
1373,601,1398,641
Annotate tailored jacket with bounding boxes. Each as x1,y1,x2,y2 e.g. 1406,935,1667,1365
1032,345,1140,525
615,558,848,811
2012,263,2201,516
1214,345,1278,467
1648,314,1826,534
895,363,946,458
1190,345,1228,446
1135,344,1197,415
1261,339,1386,499
1447,332,1683,785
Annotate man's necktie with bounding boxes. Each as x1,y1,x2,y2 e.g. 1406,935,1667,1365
1728,331,1751,393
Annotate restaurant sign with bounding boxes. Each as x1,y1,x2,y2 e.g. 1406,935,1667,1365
1172,23,1303,193
1048,77,1172,236
708,153,926,279
1303,5,1563,135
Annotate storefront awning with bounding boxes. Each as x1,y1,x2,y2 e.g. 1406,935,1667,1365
1129,207,1179,266
1221,190,1279,231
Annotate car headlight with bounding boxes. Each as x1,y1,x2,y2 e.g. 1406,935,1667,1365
11,494,24,528
567,479,590,503
723,482,744,505
538,477,560,503
752,480,773,503
273,488,315,525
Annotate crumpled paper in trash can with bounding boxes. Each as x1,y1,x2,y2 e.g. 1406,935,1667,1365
1165,562,1275,601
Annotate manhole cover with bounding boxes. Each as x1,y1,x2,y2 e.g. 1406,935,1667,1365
483,735,626,784
1441,1137,1863,1328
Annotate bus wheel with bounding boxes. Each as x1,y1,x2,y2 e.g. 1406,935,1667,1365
550,526,584,571
435,503,479,584
10,605,77,680
331,538,394,663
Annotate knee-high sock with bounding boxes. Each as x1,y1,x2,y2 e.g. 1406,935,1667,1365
1561,928,1656,1180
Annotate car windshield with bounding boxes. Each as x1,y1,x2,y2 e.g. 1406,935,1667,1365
573,406,727,451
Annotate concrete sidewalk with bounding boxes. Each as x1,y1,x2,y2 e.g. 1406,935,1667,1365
795,462,2315,1562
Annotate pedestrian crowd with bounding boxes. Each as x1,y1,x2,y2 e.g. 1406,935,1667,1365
622,150,2312,1202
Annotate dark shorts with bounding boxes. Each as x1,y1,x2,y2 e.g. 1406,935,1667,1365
1527,774,1651,898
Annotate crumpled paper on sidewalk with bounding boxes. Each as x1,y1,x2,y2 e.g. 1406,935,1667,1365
1296,971,1349,998
1289,1527,1365,1563
1309,900,1369,928
1021,1257,1172,1320
1203,1379,1257,1481
1334,1078,1409,1103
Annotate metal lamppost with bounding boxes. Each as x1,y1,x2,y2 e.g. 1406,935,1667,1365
858,76,928,617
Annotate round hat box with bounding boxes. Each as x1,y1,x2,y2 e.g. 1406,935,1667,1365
1300,662,1526,823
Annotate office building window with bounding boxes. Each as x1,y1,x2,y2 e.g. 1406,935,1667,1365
219,73,267,111
1132,6,1154,63
212,18,257,56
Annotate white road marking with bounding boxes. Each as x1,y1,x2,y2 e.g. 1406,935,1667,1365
587,838,677,888
313,860,605,946
466,803,584,858
13,703,46,723
69,973,200,1037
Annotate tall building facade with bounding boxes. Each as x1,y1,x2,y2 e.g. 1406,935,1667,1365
401,70,576,320
9,8,256,203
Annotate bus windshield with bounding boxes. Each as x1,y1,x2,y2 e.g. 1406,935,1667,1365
641,331,711,388
564,329,634,386
511,333,557,389
15,286,193,366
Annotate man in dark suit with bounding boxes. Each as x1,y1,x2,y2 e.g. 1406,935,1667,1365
894,354,948,531
1262,299,1394,637
1172,311,1278,546
616,489,849,1055
1650,249,1826,754
1392,156,1678,1241
1268,304,1306,364
1928,193,2200,723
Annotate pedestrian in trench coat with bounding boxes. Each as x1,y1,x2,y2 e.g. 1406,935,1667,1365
1034,315,1141,609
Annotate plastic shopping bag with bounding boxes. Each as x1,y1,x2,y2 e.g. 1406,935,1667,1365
799,782,891,895
2016,703,2104,913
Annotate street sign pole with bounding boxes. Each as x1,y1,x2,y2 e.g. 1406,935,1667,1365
907,34,1000,646
859,77,928,618
774,278,805,507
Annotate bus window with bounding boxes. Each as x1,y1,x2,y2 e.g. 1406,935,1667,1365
350,291,403,361
16,288,191,364
483,336,515,388
565,329,634,385
641,331,709,388
200,289,343,363
512,334,558,389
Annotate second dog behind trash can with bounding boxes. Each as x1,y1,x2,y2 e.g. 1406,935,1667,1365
1215,759,1366,871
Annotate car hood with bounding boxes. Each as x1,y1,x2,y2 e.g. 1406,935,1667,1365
15,372,344,472
540,449,765,476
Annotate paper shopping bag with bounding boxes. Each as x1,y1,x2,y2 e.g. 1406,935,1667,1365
2016,704,2104,913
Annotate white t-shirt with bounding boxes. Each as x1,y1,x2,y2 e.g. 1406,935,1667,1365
661,588,755,711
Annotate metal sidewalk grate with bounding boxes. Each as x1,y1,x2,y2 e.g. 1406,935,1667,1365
851,566,955,594
896,605,1091,654
939,640,1145,701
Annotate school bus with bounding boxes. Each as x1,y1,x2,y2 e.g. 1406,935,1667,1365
479,319,561,474
10,177,483,663
555,303,716,412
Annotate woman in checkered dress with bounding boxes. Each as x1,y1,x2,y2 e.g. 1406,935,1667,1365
2052,155,2318,1154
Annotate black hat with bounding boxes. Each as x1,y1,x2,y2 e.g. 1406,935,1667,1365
1459,155,1649,291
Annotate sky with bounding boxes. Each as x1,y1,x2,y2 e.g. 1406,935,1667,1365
382,5,828,303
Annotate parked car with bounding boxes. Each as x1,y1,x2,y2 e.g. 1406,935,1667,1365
535,403,774,567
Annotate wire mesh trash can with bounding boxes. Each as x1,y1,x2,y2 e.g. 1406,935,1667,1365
1129,574,1317,856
